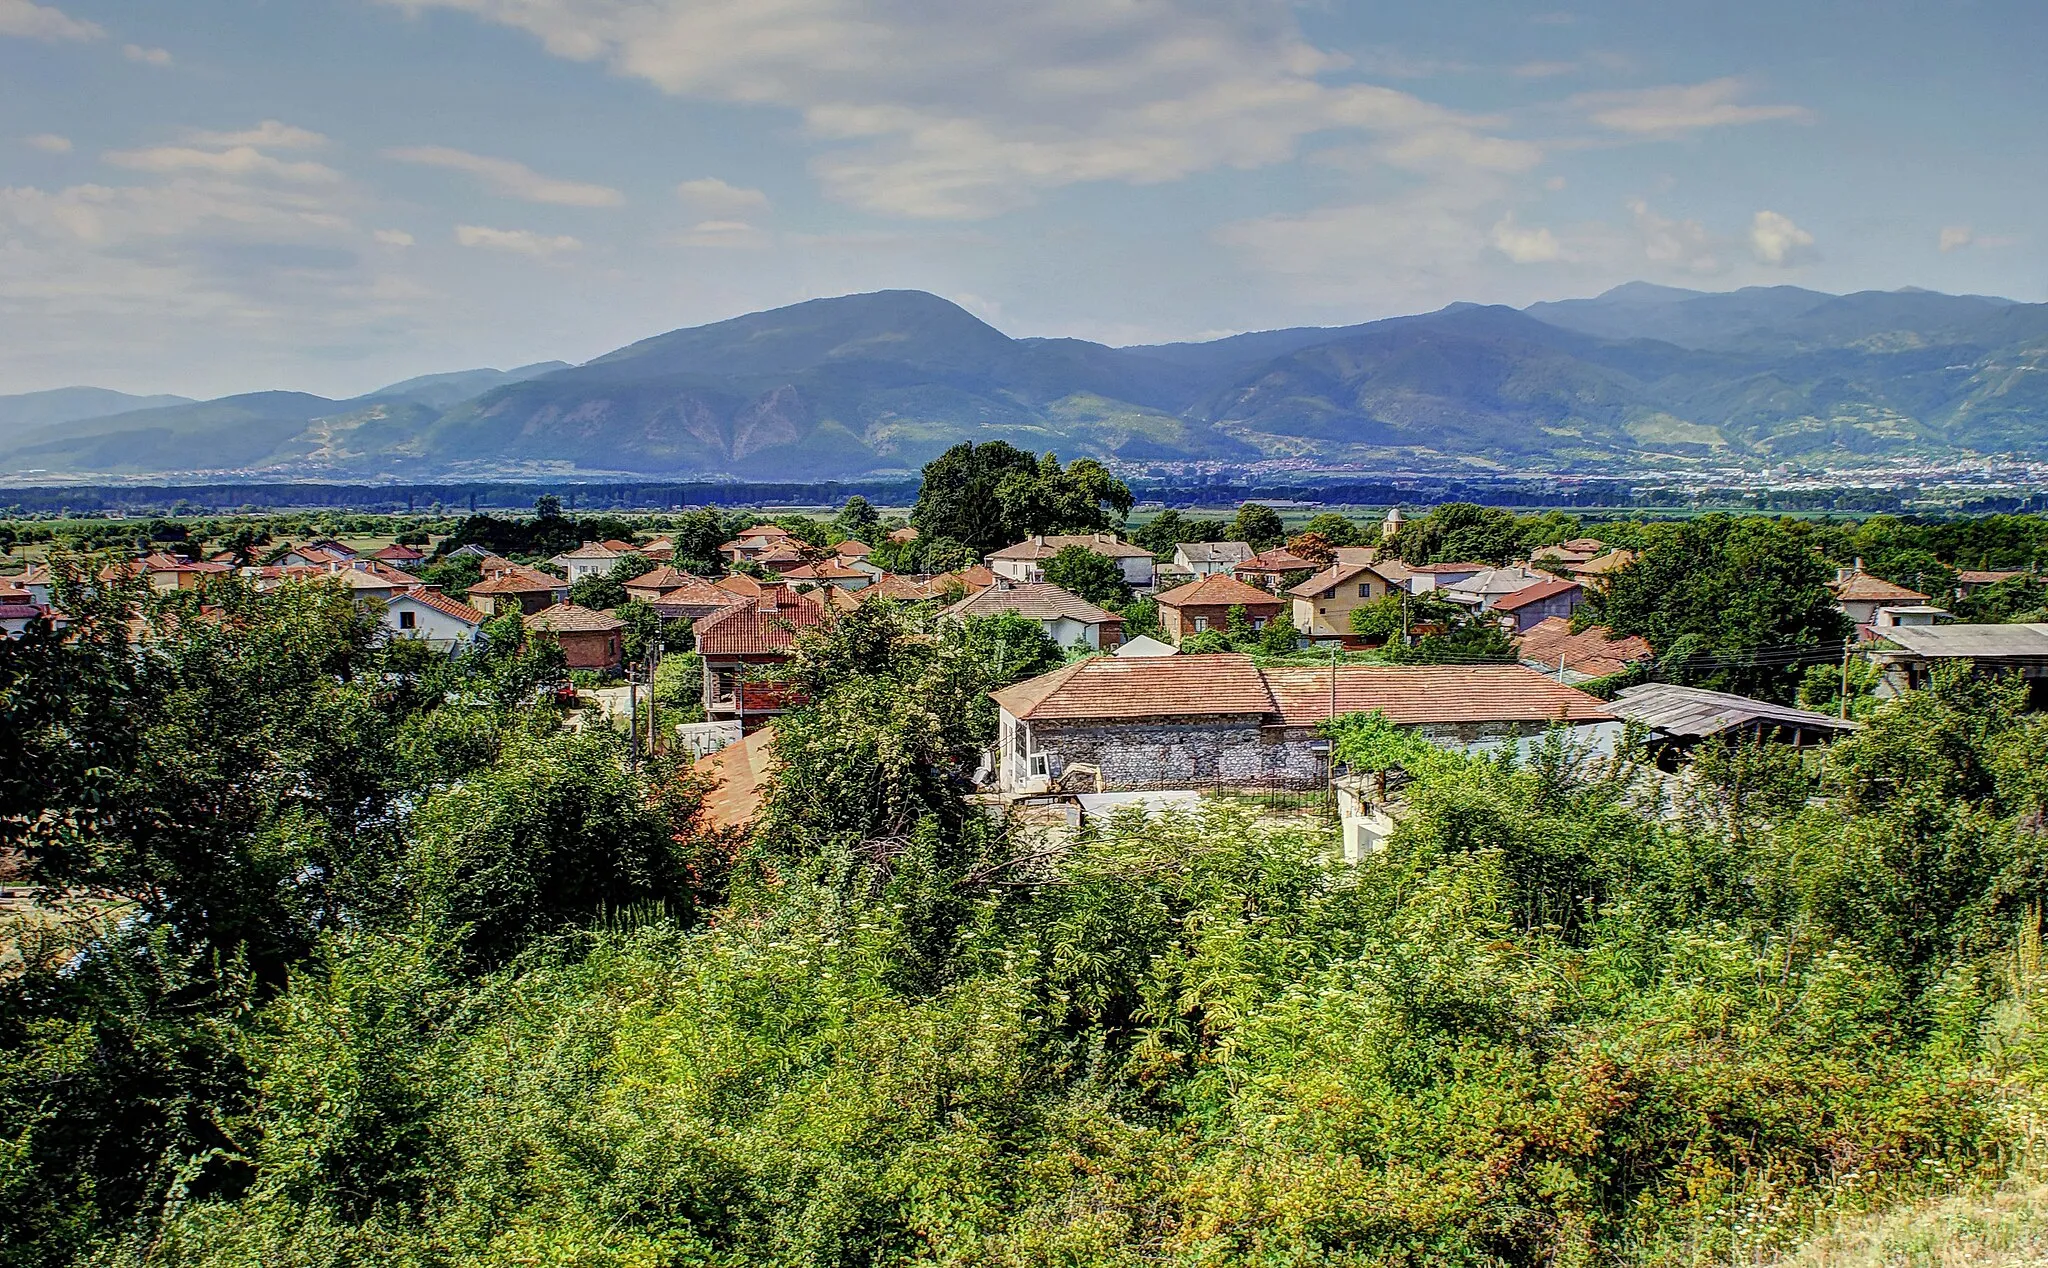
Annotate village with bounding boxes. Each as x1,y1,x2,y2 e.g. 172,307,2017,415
10,495,2039,863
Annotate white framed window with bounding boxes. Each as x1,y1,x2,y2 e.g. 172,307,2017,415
1193,616,1208,632
1029,752,1050,778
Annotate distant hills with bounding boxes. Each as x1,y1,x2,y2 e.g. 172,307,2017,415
6,284,2048,480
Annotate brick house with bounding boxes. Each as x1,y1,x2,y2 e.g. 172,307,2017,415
694,585,827,731
525,603,625,670
1152,574,1285,645
465,564,569,617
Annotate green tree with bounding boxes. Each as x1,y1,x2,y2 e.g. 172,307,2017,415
532,493,563,520
1042,544,1129,606
832,494,881,542
1231,503,1286,549
910,441,1041,553
1580,514,1851,701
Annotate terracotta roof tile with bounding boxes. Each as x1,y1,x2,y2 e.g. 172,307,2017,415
1289,562,1392,599
940,582,1122,625
1235,548,1313,572
694,725,776,830
1959,569,2027,585
468,570,567,595
1832,572,1929,602
526,602,626,633
986,533,1153,561
626,565,708,592
692,589,826,655
395,586,485,625
1261,664,1614,728
1154,574,1286,609
1517,617,1652,679
1491,578,1583,612
994,654,1274,721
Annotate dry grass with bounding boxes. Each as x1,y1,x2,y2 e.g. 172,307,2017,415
1772,1173,2048,1267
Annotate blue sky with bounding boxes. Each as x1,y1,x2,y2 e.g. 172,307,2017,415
2,0,2042,398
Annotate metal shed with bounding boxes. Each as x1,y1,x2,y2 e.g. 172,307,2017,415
1608,683,1860,754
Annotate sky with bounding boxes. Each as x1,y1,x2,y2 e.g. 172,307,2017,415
1,0,2043,400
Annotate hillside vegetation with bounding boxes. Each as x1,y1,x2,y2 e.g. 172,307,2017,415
5,284,2048,479
10,548,2048,1264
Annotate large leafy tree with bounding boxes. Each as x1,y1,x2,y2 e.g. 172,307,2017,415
910,443,1132,554
1579,514,1851,701
1230,503,1286,549
1042,544,1130,606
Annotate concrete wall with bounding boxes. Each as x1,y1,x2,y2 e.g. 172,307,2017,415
382,598,479,649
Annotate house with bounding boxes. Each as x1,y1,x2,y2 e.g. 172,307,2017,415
1863,623,2048,700
929,564,999,595
275,543,354,568
1231,547,1316,591
525,603,626,670
1530,538,1607,566
1566,549,1635,584
694,586,828,729
381,587,485,650
1831,569,1930,627
12,564,52,607
1871,604,1950,629
939,581,1124,650
989,655,1616,794
1173,541,1256,578
1957,569,2028,597
986,534,1156,589
1399,562,1488,594
1289,562,1398,642
638,536,676,561
1489,578,1584,633
465,565,569,617
1114,634,1178,658
862,573,946,602
1332,545,1382,567
639,574,746,622
373,543,427,565
779,560,873,590
1606,683,1859,762
1442,565,1550,611
1517,618,1653,684
1153,574,1285,645
550,541,628,581
887,526,919,544
718,524,797,565
833,540,879,575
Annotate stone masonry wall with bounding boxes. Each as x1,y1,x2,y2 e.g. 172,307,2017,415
1026,715,1326,790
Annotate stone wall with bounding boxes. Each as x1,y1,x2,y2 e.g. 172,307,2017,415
1023,714,1326,790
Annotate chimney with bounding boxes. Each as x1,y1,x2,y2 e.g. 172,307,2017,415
1032,535,1044,547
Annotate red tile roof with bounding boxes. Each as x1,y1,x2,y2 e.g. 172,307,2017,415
468,570,566,596
526,603,626,633
779,560,867,582
986,533,1153,561
1289,562,1391,599
692,589,826,655
1567,549,1636,577
993,654,1275,721
1260,664,1614,728
395,586,485,625
694,725,776,830
1959,569,2027,585
1517,617,1652,679
1832,572,1929,603
1154,573,1286,610
1235,548,1313,573
374,543,426,562
626,565,708,593
940,582,1122,626
1406,561,1489,575
1491,578,1583,613
835,540,872,558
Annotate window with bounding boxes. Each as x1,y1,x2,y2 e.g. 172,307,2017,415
1193,616,1208,632
1358,583,1372,598
1252,617,1266,630
397,610,416,630
1029,752,1051,778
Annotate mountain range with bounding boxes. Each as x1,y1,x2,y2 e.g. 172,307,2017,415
5,283,2047,481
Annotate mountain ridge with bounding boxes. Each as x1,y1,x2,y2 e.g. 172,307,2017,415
6,284,2046,479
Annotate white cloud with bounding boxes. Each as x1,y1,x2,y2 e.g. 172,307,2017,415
375,0,1524,219
676,177,770,217
385,145,623,207
671,219,769,248
374,228,416,246
105,144,342,184
1939,224,1974,254
1749,209,1816,267
1490,214,1561,263
122,43,171,65
25,133,72,153
454,224,583,256
1575,78,1811,135
0,0,102,41
187,121,328,149
1628,198,1722,273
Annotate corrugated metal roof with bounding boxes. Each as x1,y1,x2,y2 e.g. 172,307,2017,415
1876,622,2048,658
1608,683,1858,738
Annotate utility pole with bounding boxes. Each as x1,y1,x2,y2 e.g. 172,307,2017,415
1839,637,1852,720
626,673,638,769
